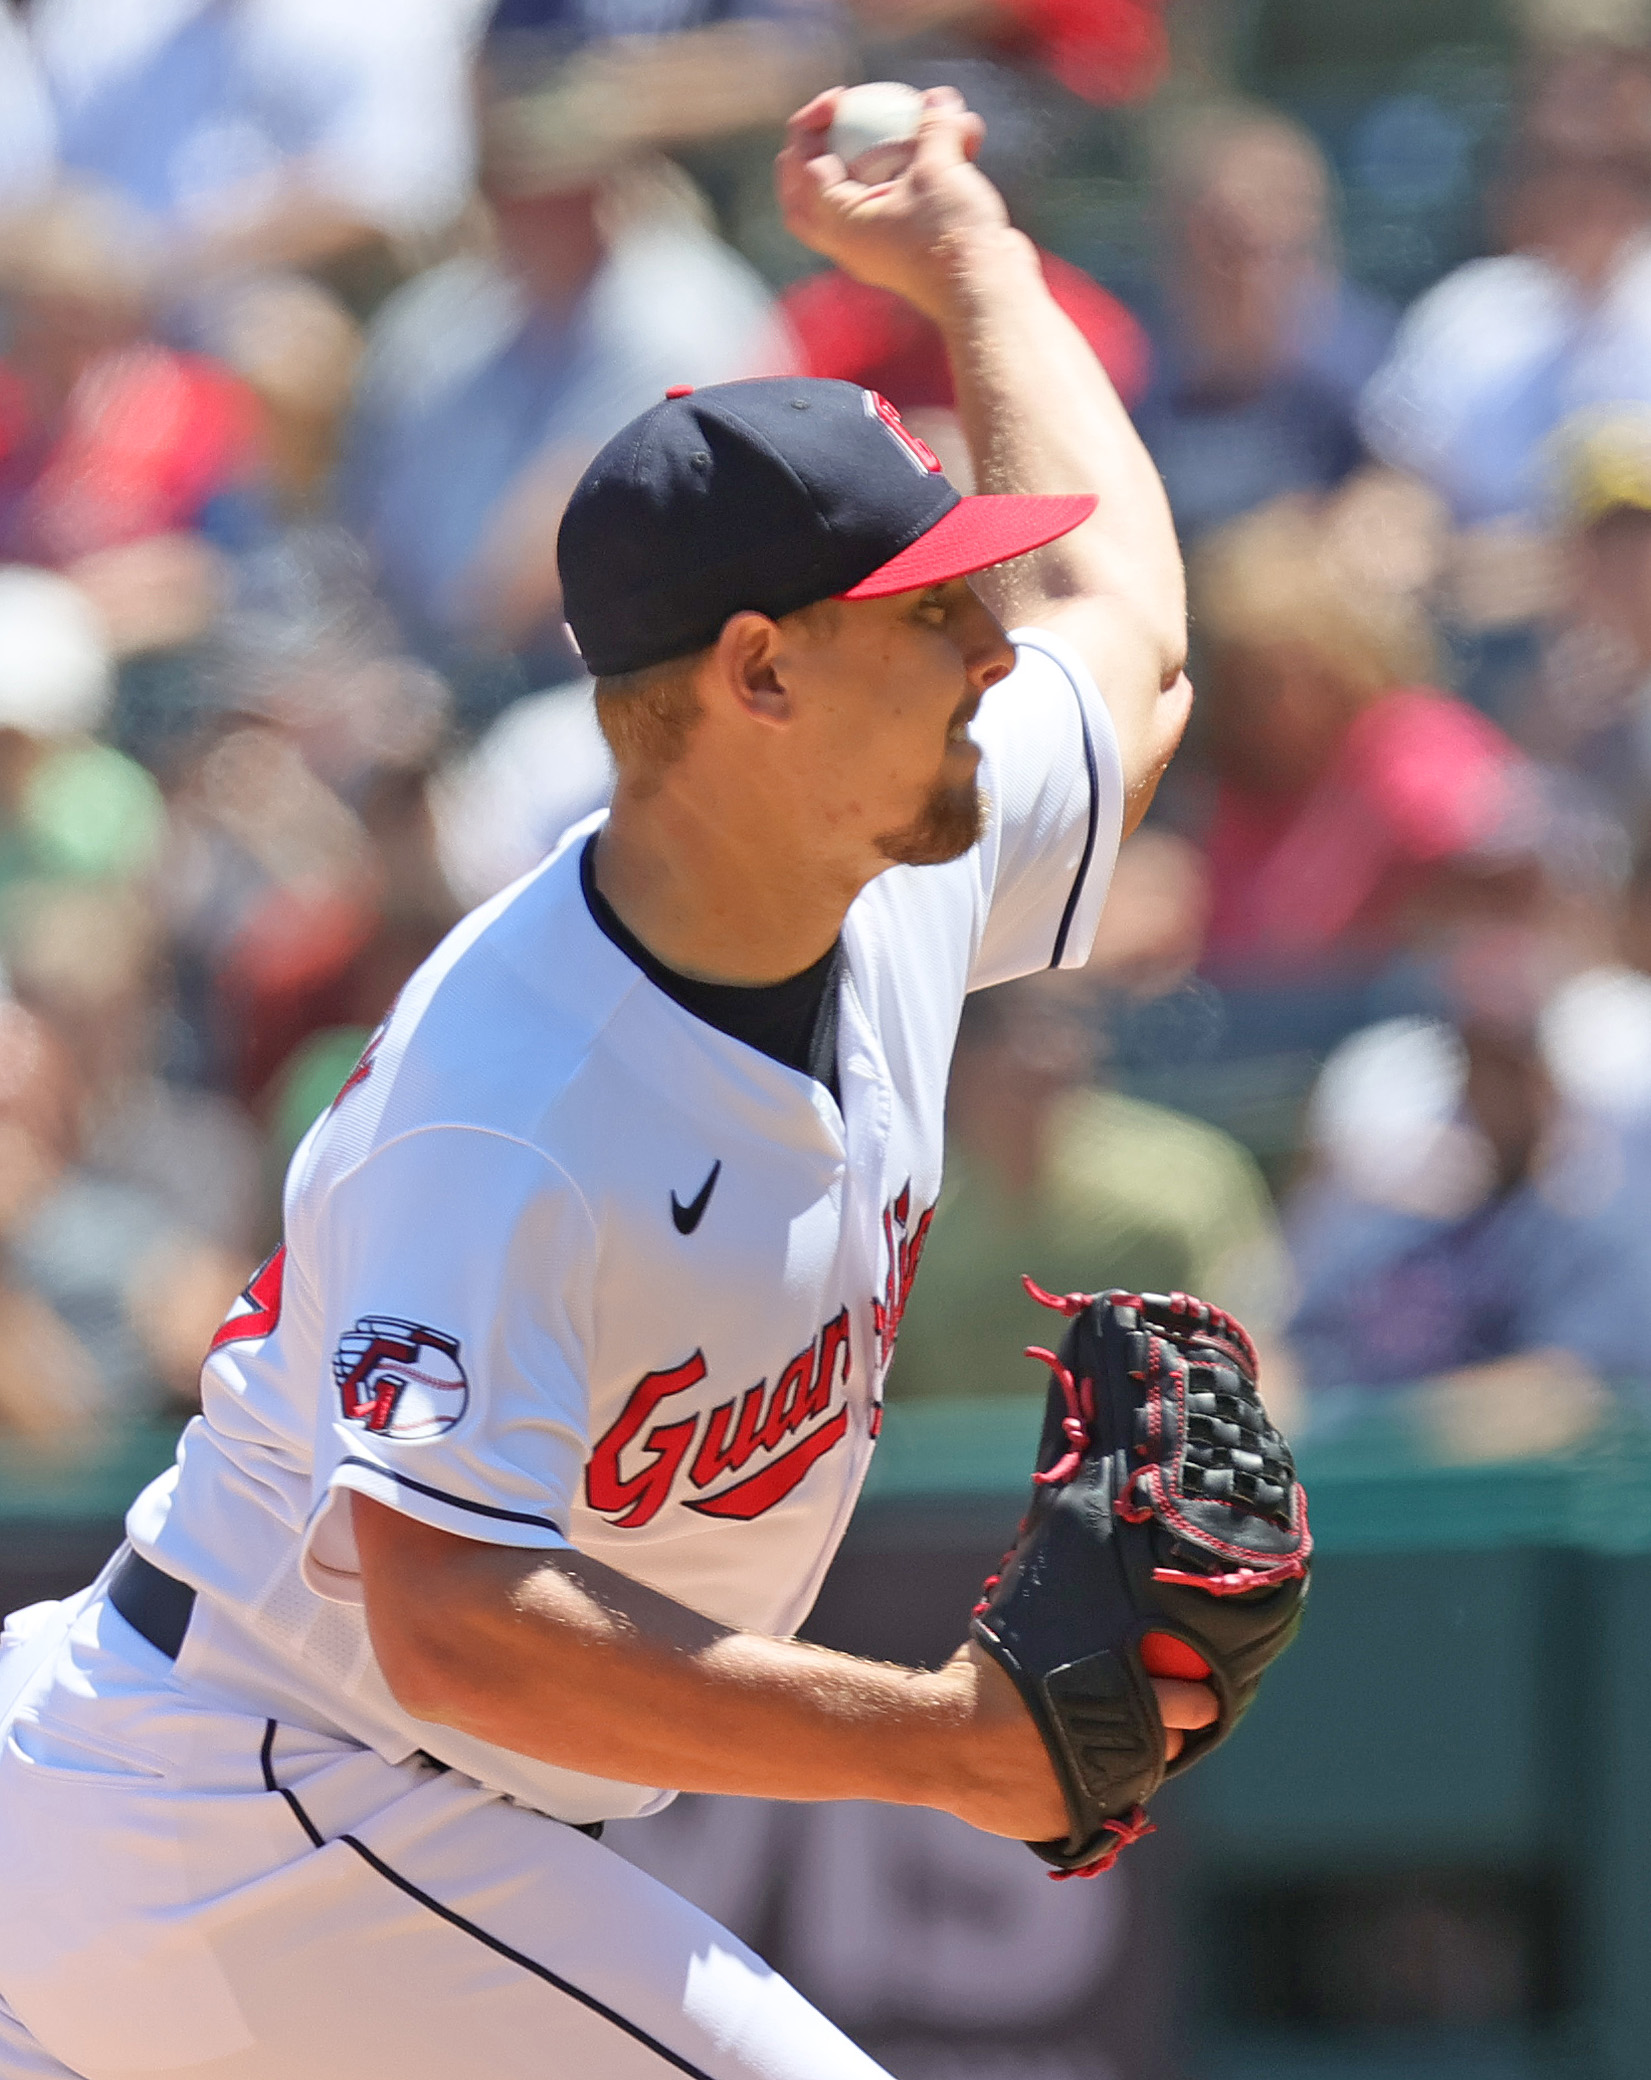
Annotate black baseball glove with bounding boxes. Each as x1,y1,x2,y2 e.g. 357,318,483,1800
971,1283,1310,1877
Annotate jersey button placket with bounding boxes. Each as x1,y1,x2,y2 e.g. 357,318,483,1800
832,968,892,1451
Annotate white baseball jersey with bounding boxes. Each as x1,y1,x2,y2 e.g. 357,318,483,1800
123,626,1122,1826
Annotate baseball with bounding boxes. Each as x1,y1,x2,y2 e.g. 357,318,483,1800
828,81,925,185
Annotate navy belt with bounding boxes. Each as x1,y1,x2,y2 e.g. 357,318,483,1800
101,1546,605,1841
107,1549,196,1660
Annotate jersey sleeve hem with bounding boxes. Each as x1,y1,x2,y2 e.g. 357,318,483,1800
1006,624,1125,970
336,1454,571,1537
301,1460,571,1603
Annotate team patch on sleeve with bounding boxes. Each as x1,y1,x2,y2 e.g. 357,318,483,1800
334,1318,470,1441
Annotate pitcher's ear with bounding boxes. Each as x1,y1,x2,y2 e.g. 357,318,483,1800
713,612,792,726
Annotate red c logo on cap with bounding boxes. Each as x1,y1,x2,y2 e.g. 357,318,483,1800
866,390,942,474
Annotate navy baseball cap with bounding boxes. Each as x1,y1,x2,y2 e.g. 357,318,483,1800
557,376,1096,676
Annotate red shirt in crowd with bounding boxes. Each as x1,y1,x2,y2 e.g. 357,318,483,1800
1202,688,1535,980
0,344,264,565
781,249,1150,415
991,0,1171,104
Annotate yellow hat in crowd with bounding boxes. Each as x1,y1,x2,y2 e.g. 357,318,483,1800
1554,406,1651,526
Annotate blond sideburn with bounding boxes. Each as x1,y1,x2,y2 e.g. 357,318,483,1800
592,599,844,781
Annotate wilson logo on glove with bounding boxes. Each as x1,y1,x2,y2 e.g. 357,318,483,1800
971,1284,1310,1880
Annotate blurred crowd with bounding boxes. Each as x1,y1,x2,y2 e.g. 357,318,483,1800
0,0,1649,1455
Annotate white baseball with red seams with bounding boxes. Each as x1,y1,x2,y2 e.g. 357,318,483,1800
827,82,925,183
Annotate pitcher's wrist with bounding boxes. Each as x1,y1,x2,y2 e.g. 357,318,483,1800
924,225,1043,330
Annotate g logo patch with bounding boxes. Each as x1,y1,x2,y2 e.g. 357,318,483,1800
334,1317,468,1441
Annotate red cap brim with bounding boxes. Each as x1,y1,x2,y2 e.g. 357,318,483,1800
836,492,1097,599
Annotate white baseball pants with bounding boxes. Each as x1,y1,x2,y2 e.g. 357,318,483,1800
0,1591,889,2080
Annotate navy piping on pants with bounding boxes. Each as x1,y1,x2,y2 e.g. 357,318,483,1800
257,1720,716,2080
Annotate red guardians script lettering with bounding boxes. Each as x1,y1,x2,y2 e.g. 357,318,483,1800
585,1310,853,1530
871,1181,934,1372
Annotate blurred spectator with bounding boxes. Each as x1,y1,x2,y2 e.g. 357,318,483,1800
990,0,1170,106
480,0,844,193
209,276,365,515
1509,405,1651,817
1287,991,1651,1406
337,9,804,689
1190,489,1539,989
0,190,268,592
211,528,454,804
160,717,452,1106
0,4,55,219
1361,43,1651,532
430,676,610,908
0,1002,103,1439
0,564,164,890
0,998,247,1437
141,526,462,1109
847,0,1171,108
1080,823,1211,1000
1132,107,1397,544
1623,831,1651,974
887,972,1295,1421
21,0,482,302
3,882,262,1257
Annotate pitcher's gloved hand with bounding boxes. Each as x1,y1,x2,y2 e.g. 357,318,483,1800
972,1284,1312,1877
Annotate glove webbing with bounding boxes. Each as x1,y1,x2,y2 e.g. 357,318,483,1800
977,1280,1307,1879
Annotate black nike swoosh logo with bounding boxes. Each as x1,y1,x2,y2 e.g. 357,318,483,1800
671,1160,721,1236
